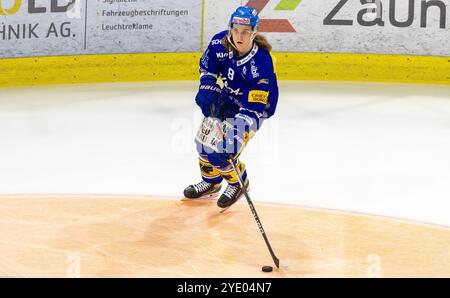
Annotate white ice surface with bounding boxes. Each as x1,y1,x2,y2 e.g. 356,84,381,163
0,81,449,227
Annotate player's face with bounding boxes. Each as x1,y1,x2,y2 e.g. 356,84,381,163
231,24,255,55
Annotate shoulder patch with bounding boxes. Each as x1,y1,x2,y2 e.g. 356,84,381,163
248,90,269,105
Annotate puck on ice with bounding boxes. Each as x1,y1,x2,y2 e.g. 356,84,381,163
262,266,273,272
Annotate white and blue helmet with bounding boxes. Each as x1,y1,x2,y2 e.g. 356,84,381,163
229,6,260,30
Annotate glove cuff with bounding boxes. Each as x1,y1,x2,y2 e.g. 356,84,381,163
199,84,221,94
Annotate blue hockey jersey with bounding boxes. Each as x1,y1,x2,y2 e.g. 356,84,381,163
199,30,279,127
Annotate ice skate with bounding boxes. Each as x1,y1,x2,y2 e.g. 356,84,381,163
218,182,249,213
182,181,222,201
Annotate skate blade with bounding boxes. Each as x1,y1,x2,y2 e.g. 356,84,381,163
219,199,241,213
181,192,220,201
219,206,231,213
219,195,245,213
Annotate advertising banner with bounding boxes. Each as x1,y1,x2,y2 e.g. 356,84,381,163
204,0,450,56
0,0,202,58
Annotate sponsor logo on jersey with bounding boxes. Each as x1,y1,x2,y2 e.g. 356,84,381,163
223,81,241,96
248,90,269,105
211,38,222,45
258,79,269,85
216,52,228,60
250,59,259,78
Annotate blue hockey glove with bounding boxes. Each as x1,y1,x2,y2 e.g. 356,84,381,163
195,76,221,117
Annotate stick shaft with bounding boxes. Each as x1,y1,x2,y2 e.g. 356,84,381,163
229,158,280,268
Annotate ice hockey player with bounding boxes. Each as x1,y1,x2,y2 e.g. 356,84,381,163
183,6,279,210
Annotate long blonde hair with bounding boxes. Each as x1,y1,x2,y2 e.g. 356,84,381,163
222,33,272,55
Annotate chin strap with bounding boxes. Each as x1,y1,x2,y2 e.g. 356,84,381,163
226,28,239,52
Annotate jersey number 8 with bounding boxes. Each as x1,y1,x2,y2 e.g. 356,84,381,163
228,68,235,81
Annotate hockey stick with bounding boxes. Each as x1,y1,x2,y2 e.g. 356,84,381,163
228,157,287,269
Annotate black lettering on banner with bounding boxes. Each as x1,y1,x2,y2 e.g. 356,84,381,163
390,0,414,27
421,0,446,28
29,23,38,38
323,0,353,26
324,0,447,29
51,0,76,12
46,22,71,38
357,0,385,27
0,24,40,40
47,23,58,37
28,0,46,13
29,0,76,13
60,22,71,37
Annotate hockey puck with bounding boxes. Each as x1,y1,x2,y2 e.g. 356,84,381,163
262,266,273,272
